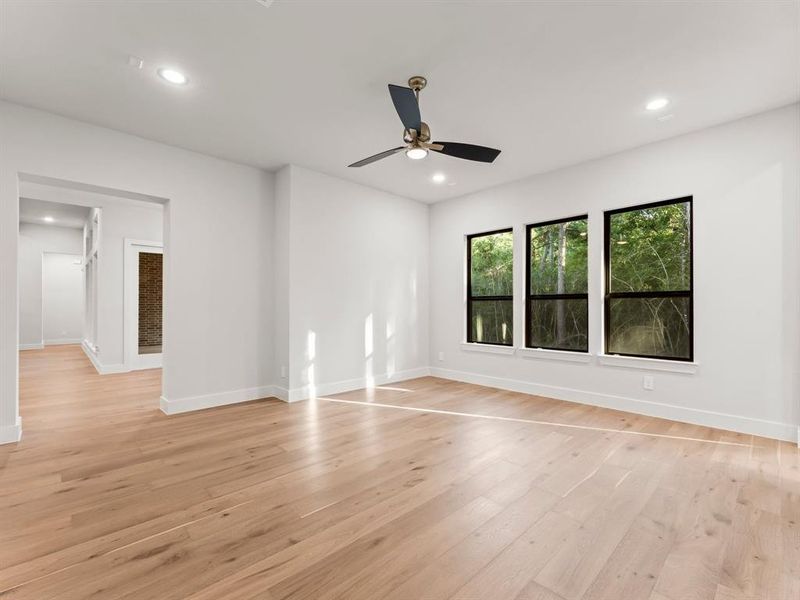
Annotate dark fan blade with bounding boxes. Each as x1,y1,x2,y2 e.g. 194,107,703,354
347,147,405,168
388,84,422,132
431,142,501,163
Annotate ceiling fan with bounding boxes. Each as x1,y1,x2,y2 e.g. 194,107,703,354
348,76,501,168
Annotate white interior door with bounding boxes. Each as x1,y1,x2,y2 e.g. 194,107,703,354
125,240,163,370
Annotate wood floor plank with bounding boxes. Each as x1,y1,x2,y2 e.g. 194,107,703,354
2,345,798,600
381,485,560,600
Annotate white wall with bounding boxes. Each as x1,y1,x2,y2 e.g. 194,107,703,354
42,253,83,344
272,166,291,388
276,165,429,400
3,99,797,444
429,103,800,442
18,223,83,348
1,100,274,435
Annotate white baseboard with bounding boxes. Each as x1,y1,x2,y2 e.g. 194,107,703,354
81,340,127,375
286,367,432,402
0,417,22,445
44,338,82,346
429,367,798,444
160,385,277,415
19,342,44,351
271,386,290,402
70,346,800,444
159,367,432,415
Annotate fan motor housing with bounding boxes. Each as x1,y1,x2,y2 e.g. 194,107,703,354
418,122,431,142
403,122,431,143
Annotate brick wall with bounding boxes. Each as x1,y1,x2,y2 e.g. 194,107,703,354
138,252,162,347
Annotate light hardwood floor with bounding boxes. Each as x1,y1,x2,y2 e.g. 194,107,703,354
1,345,798,599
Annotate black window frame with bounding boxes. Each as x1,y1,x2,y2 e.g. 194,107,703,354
525,215,589,352
604,196,694,362
466,227,514,346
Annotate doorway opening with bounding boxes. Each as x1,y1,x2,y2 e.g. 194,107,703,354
18,198,91,351
125,240,164,370
17,174,168,417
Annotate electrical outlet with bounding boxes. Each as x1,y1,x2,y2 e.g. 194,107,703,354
438,351,445,362
643,375,655,391
280,365,287,379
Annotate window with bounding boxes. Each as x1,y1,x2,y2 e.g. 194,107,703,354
467,228,513,345
605,197,693,361
526,216,588,352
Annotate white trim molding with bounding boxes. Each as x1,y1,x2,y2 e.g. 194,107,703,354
271,386,290,402
517,347,593,363
81,339,127,375
429,367,797,443
160,385,277,415
124,238,164,372
0,417,22,445
19,342,44,351
286,367,431,403
160,367,431,413
44,338,82,346
460,342,515,356
598,353,698,374
159,367,430,415
149,361,796,445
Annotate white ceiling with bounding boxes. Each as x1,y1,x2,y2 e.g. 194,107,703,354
1,1,797,203
19,198,91,229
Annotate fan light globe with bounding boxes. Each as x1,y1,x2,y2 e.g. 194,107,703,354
406,147,428,160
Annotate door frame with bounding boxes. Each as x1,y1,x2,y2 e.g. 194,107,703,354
124,238,163,371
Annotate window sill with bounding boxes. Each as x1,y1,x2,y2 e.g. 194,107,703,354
460,342,516,355
598,354,698,374
517,347,592,363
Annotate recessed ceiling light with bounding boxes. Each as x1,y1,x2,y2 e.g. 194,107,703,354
43,216,54,223
127,55,144,70
432,173,446,183
406,147,428,160
157,68,188,85
646,98,669,111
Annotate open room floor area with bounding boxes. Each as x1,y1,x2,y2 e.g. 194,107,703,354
0,346,798,600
